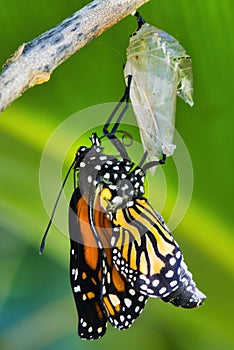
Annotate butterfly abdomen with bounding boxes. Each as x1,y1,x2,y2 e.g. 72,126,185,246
162,262,206,308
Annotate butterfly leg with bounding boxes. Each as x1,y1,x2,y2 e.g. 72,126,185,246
141,153,167,172
134,12,145,31
102,75,132,159
103,75,132,136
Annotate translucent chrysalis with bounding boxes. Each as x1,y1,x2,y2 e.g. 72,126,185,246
124,22,193,161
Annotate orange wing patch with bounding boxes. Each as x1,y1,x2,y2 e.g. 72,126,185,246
77,197,99,270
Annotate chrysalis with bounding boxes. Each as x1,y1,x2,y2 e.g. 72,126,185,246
124,22,193,161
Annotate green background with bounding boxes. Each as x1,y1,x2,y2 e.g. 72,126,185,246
0,1,234,349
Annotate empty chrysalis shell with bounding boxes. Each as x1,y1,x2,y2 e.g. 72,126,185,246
124,23,193,161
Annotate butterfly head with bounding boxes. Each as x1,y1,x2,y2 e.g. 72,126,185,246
73,133,101,168
73,133,117,196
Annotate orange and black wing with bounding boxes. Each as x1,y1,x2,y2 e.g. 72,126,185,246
110,198,205,307
110,197,181,297
93,197,148,330
69,188,107,340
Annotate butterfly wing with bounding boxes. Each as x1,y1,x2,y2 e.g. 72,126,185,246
110,198,181,296
69,188,107,339
93,195,148,330
110,197,205,307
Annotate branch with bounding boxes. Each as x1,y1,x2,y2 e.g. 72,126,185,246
0,0,149,114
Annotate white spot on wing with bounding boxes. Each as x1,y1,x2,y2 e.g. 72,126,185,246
169,257,176,266
159,287,167,295
74,285,81,293
120,315,125,322
152,279,159,287
124,298,132,308
140,284,148,290
138,295,145,302
147,288,154,294
97,327,103,333
109,293,120,307
170,280,178,287
165,270,174,278
135,306,140,313
111,236,116,246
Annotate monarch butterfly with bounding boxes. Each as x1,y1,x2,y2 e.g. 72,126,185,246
68,132,205,340
124,12,194,162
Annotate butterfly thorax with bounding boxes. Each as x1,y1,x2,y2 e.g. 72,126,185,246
97,159,146,213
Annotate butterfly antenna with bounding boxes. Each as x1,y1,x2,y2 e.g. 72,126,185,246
39,159,76,255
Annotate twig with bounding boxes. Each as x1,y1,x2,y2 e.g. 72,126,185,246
0,0,149,114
